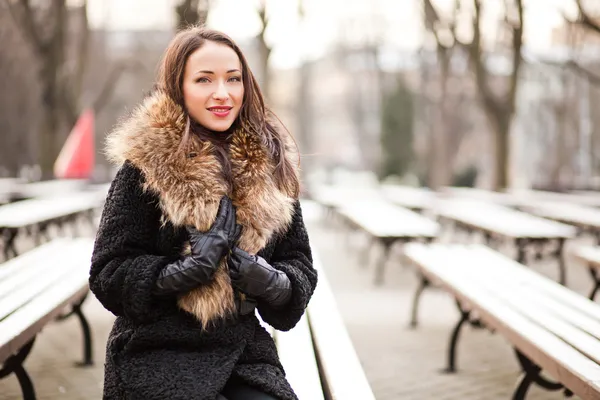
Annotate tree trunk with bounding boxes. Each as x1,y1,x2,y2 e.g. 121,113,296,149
489,111,511,190
430,49,452,189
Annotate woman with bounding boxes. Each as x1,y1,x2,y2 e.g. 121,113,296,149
90,26,318,400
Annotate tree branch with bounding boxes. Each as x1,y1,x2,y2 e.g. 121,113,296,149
92,60,145,114
507,0,524,114
6,0,46,52
576,0,600,35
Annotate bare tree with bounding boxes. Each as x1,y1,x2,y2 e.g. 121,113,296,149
5,0,143,178
422,0,460,188
427,0,524,190
256,0,272,102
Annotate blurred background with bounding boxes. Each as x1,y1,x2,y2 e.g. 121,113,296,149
1,0,600,192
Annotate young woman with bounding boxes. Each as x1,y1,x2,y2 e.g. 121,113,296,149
90,26,318,400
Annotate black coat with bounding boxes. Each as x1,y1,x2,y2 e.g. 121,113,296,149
90,163,318,400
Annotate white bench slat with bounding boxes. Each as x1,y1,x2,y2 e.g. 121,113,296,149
307,254,376,400
0,258,57,301
404,244,600,400
381,184,437,210
0,241,69,282
0,192,103,228
435,199,576,239
0,257,76,320
455,254,600,364
523,201,600,230
573,246,600,269
338,200,439,238
468,247,600,340
275,314,324,400
0,239,93,363
474,246,600,323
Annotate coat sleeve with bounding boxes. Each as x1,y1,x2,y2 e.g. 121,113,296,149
89,161,175,324
257,201,318,331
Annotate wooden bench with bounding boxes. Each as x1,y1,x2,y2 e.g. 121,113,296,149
404,243,600,399
434,198,577,284
0,238,94,400
0,190,106,260
520,201,600,243
380,184,437,212
261,253,376,399
572,245,600,301
337,200,440,284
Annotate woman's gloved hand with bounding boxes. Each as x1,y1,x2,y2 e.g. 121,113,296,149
227,247,292,309
154,196,240,296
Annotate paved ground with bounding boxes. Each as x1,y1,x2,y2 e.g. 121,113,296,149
0,202,596,399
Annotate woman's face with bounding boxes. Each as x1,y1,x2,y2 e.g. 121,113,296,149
183,41,244,132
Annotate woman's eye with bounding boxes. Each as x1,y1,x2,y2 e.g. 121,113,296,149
196,77,210,83
228,76,242,83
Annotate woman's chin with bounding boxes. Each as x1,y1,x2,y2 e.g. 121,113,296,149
206,121,233,132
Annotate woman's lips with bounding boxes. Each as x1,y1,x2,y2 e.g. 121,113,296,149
207,107,232,118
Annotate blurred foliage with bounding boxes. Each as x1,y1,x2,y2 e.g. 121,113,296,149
378,79,415,180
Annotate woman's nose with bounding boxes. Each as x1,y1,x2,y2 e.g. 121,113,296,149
212,82,229,100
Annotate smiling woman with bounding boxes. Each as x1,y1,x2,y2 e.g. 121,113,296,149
91,26,316,400
183,41,244,132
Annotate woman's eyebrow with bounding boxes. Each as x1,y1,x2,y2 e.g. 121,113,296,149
195,69,241,74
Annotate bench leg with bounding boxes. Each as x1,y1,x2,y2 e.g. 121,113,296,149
513,350,571,400
444,307,470,373
360,235,375,268
0,338,37,400
588,267,600,301
409,275,429,328
73,298,94,366
57,295,94,366
374,239,395,286
3,228,19,259
554,238,566,286
515,238,527,265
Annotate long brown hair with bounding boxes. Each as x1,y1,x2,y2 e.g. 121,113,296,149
156,26,300,198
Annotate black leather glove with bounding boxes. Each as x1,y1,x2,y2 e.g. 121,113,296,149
154,196,238,296
227,247,292,308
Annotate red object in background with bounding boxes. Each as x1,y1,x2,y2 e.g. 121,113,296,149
54,109,95,179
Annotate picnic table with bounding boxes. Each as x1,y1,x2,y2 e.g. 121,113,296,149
380,184,437,212
434,199,577,284
519,201,600,242
336,199,440,284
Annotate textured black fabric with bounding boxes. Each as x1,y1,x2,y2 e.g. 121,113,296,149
89,162,317,400
221,377,281,400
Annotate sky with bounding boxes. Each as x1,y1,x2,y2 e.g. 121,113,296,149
86,0,581,68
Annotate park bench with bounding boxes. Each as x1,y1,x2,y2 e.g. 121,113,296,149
404,243,600,400
336,199,440,284
508,189,600,208
10,179,88,201
0,190,106,260
262,253,376,400
380,184,437,212
308,184,382,223
0,238,95,400
571,245,600,301
519,201,600,243
434,198,577,284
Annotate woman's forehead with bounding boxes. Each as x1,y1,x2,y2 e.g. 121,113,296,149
186,41,241,73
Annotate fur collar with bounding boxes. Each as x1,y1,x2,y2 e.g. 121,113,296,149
105,91,298,328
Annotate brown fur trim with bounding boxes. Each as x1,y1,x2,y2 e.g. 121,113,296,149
105,91,298,328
